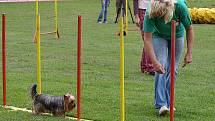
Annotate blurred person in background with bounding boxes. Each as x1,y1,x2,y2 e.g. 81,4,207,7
97,0,110,23
133,0,155,75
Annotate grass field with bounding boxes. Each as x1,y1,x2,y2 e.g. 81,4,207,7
0,0,215,120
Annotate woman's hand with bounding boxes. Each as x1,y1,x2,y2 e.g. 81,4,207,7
153,62,166,74
182,52,192,68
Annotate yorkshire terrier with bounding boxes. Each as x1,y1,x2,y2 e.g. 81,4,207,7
30,84,76,116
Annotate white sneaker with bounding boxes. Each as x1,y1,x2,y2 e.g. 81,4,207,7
97,21,102,24
168,107,176,111
159,106,169,115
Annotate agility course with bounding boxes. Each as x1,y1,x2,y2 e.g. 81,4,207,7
0,0,215,121
1,2,126,120
2,12,93,121
1,12,91,120
1,12,127,121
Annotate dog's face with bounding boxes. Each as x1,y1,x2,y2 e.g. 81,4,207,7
64,93,76,112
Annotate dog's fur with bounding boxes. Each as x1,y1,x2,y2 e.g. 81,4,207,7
30,84,76,116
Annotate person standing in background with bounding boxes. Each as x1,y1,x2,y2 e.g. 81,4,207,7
97,0,110,23
115,0,125,23
133,0,155,75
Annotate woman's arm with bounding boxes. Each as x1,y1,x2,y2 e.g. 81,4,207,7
183,25,194,67
144,32,165,74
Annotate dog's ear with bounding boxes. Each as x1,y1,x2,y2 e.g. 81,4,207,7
64,95,70,101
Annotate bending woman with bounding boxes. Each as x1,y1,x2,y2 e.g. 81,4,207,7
143,0,194,115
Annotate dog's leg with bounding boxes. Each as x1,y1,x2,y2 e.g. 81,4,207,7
52,109,64,116
32,105,36,114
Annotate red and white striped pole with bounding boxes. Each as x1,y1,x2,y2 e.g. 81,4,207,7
77,15,82,120
170,20,176,121
2,13,7,107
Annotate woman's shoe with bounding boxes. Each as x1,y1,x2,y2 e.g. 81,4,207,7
159,106,169,115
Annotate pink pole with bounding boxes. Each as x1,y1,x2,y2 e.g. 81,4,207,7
77,15,81,120
170,20,176,121
2,13,7,107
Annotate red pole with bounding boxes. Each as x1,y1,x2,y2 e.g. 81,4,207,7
170,20,176,121
2,13,6,107
77,15,81,120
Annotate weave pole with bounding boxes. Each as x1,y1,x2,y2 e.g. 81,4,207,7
33,0,39,43
2,13,6,107
119,17,125,121
170,20,176,121
125,0,128,34
54,0,60,38
36,14,42,94
36,0,38,16
77,15,82,120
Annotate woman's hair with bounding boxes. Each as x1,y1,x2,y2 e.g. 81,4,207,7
149,0,175,23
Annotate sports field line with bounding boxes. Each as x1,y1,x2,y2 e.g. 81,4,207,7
1,105,93,121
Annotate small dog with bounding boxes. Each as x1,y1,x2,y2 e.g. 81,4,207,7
30,84,76,116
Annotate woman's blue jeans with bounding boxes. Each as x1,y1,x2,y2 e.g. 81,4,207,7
97,0,108,22
152,36,184,108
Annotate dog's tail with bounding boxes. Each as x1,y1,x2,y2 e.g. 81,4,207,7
30,84,38,100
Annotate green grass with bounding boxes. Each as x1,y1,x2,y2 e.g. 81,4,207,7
0,0,215,121
187,0,215,8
